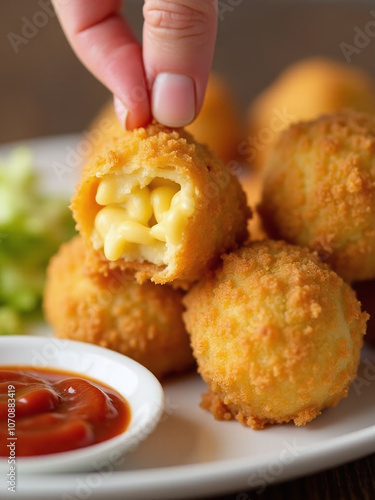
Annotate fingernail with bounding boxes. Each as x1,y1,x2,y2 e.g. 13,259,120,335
113,96,129,130
152,73,195,127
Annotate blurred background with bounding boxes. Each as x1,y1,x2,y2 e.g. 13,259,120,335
0,0,375,144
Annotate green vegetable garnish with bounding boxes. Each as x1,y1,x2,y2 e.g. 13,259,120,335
0,147,76,334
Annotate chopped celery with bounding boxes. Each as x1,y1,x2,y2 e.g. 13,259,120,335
0,147,76,334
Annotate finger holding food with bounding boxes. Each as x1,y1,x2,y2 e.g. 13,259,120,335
88,72,243,165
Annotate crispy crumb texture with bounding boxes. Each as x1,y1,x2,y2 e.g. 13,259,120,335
183,240,368,429
259,110,375,283
89,73,243,166
44,236,194,380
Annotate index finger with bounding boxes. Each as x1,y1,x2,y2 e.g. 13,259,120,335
52,0,151,129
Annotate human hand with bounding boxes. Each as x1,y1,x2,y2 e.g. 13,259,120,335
52,0,218,130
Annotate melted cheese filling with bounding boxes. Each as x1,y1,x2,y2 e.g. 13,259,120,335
92,174,195,265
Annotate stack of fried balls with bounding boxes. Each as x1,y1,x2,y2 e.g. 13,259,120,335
45,59,375,429
45,123,250,380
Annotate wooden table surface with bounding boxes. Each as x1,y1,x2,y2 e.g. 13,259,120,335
1,2,375,498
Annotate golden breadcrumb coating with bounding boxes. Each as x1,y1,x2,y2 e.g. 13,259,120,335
352,280,375,346
259,110,375,283
44,237,194,379
185,73,243,164
88,73,243,165
240,172,267,241
183,240,367,429
71,123,250,287
246,57,375,169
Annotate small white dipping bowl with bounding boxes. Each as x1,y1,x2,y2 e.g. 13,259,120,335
0,336,164,474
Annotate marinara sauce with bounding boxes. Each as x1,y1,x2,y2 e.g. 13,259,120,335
0,367,131,457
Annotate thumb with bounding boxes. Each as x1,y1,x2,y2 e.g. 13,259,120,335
143,0,218,127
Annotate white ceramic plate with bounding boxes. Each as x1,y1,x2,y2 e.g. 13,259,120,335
1,135,375,500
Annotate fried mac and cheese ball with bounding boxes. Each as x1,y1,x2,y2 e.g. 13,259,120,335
183,240,367,429
246,57,375,169
71,124,250,286
44,237,194,379
259,110,375,283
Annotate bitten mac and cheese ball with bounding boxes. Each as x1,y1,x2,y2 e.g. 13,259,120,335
259,110,375,283
71,124,250,286
183,240,367,429
246,57,375,169
44,237,194,379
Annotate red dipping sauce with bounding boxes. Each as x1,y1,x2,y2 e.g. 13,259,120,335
0,367,131,457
